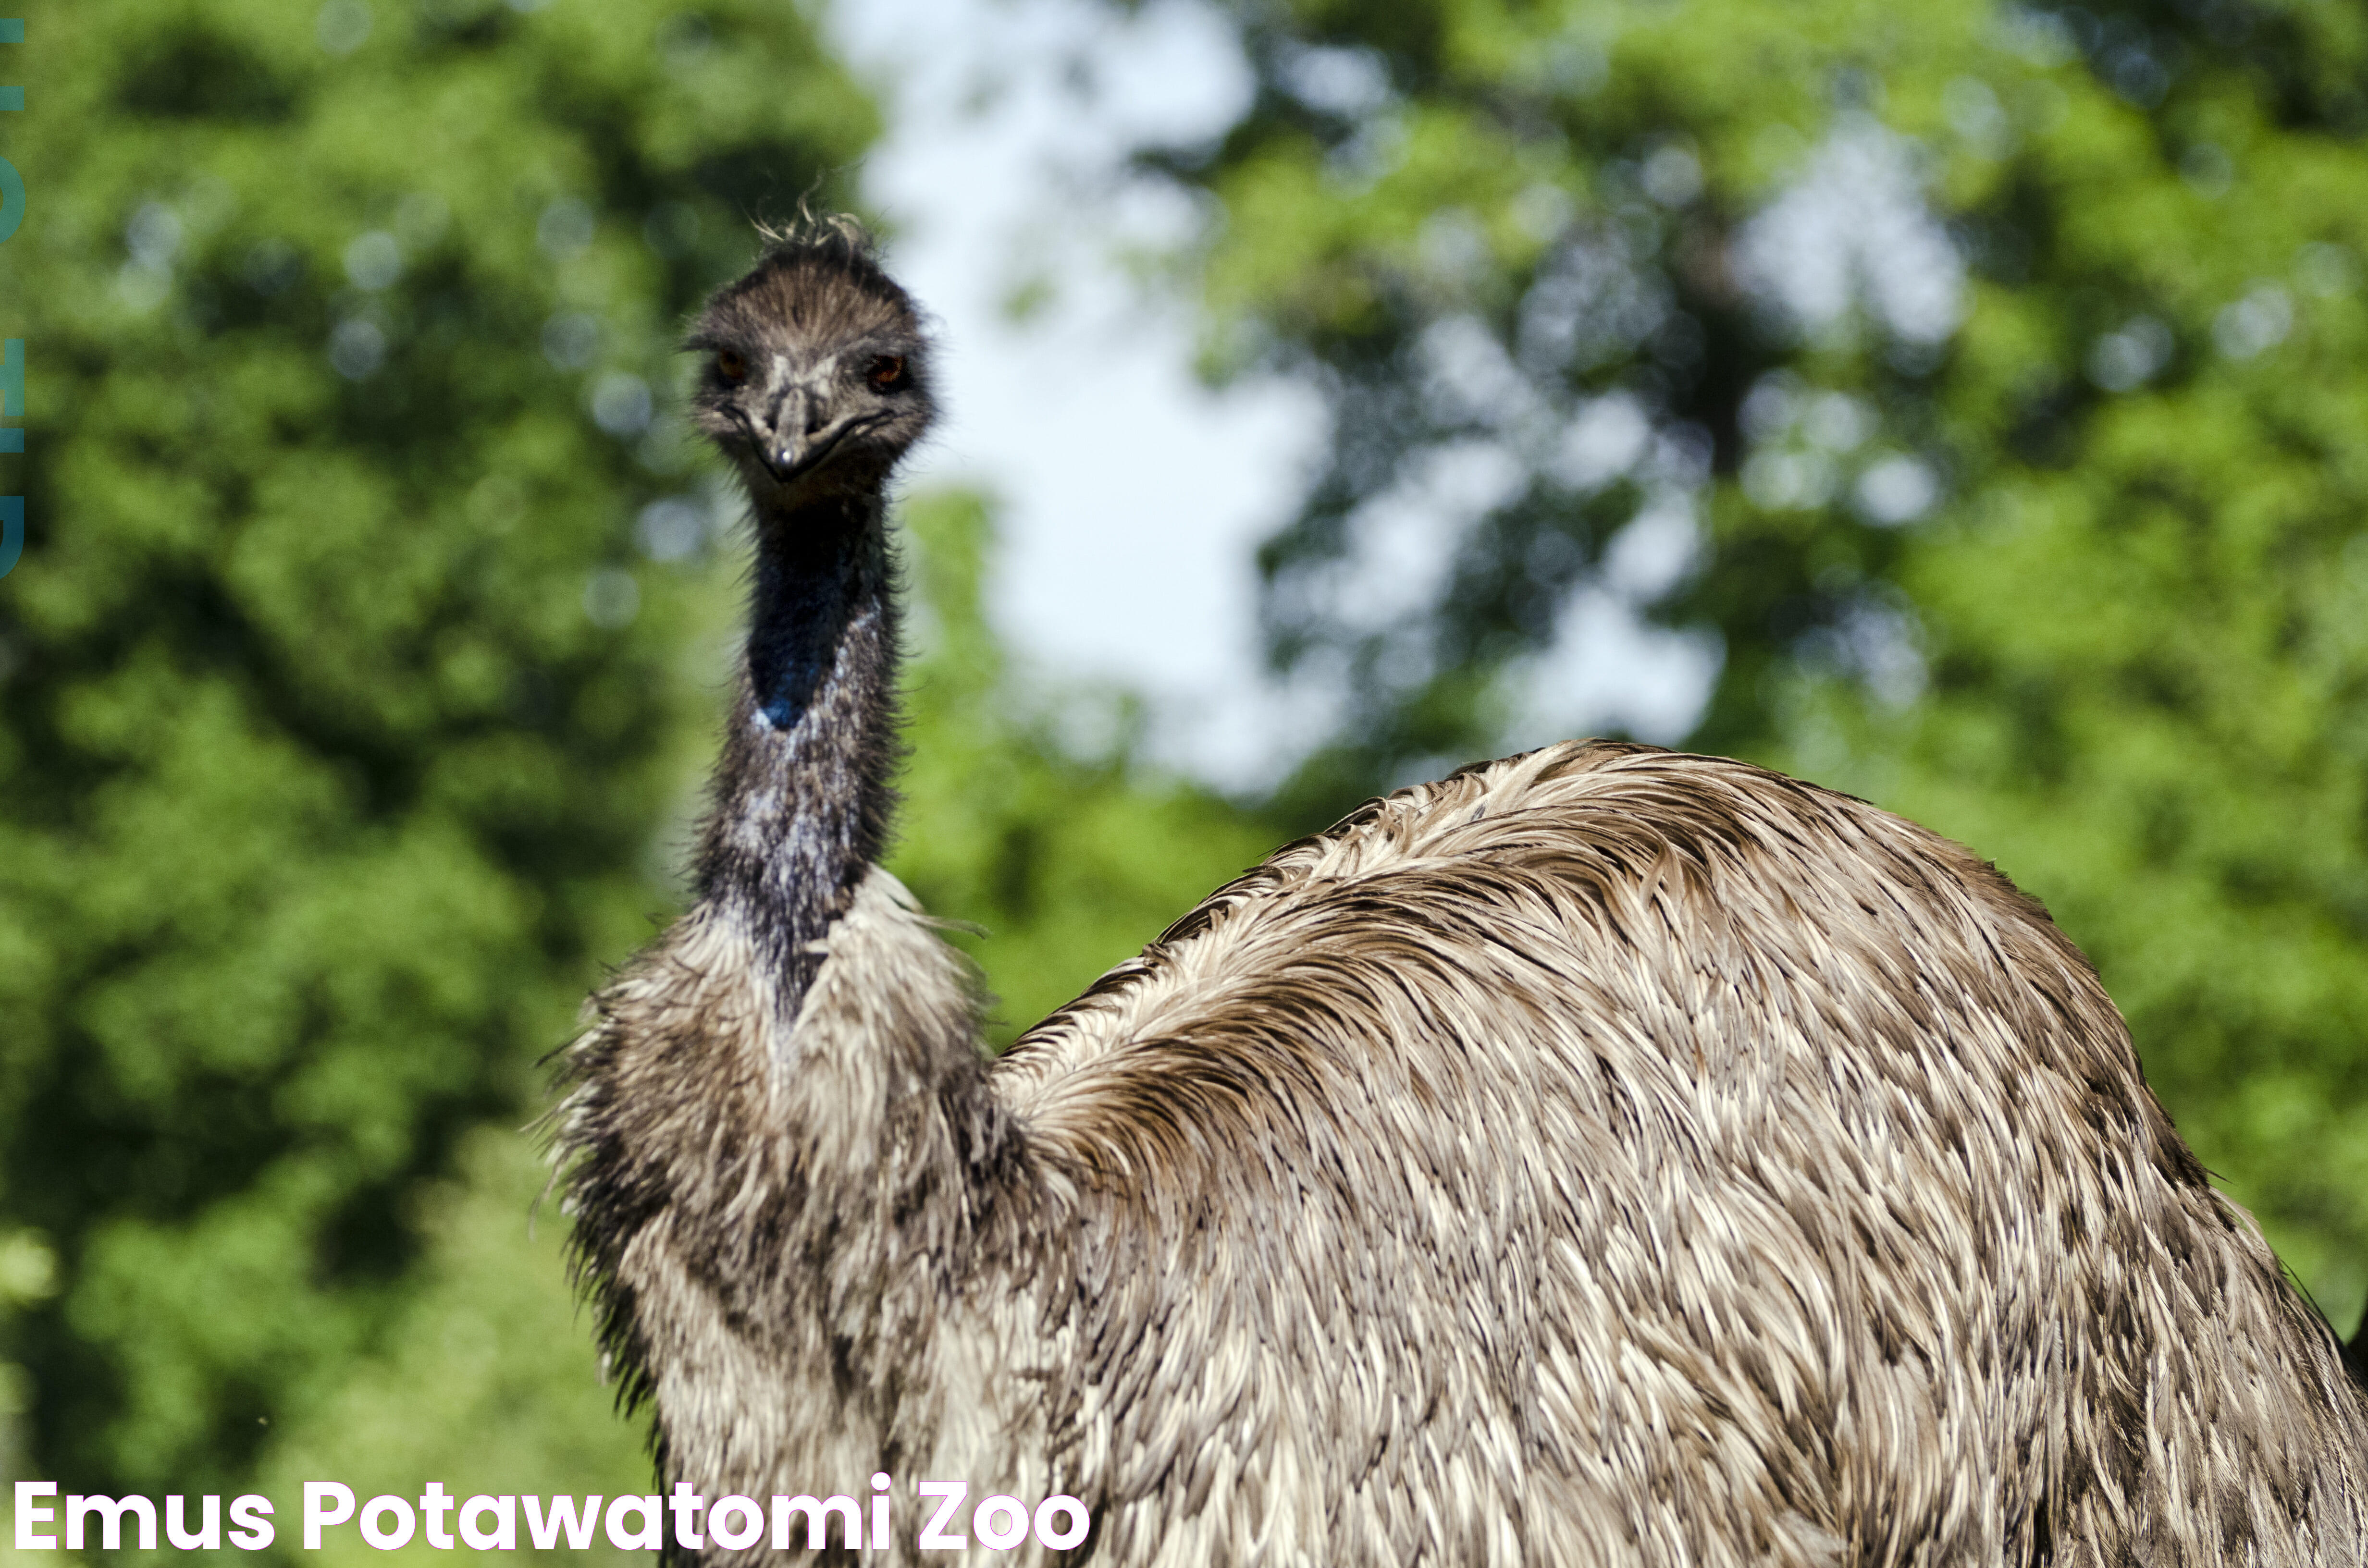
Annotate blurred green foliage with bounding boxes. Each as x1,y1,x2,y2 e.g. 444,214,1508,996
1121,0,2368,1315
0,0,875,1516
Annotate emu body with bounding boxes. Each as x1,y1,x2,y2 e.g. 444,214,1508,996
556,229,2368,1566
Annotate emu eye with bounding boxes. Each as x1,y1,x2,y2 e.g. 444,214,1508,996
715,348,747,383
866,355,907,392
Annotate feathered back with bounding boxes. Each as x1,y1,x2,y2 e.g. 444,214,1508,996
990,741,2368,1566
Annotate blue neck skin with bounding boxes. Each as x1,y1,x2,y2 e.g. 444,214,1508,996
745,541,858,733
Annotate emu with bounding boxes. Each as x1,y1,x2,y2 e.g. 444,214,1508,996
555,222,2368,1566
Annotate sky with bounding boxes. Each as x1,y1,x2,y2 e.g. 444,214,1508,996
827,0,1329,789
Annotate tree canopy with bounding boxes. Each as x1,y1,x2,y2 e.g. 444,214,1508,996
0,0,876,1506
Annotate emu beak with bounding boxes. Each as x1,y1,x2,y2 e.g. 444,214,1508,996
759,386,829,483
754,392,883,486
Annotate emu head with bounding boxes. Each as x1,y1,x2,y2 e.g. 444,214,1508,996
686,222,936,510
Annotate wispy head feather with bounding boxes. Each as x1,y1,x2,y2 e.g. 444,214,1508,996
752,207,875,265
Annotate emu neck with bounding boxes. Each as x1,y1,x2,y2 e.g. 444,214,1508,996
697,493,899,1017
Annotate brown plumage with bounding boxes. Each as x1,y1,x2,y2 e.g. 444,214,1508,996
554,223,2368,1566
